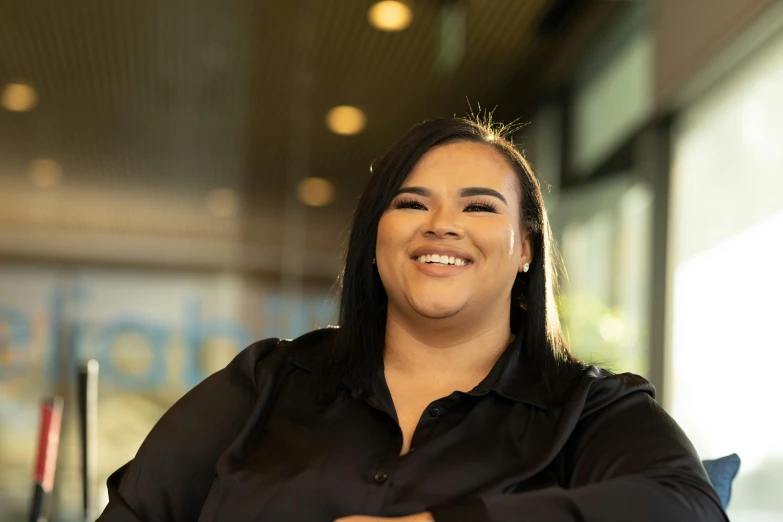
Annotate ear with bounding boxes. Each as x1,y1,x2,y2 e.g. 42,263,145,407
518,229,533,272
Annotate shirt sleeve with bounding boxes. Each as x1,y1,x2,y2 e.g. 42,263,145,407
97,337,280,522
429,390,729,522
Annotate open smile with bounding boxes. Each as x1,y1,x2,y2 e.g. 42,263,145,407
409,253,473,277
413,253,471,267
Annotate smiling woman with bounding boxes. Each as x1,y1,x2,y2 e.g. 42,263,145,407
97,119,728,522
378,143,526,320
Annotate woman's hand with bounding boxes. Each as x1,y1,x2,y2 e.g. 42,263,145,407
334,512,434,522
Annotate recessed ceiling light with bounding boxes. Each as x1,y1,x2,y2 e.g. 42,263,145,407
368,1,413,32
325,106,366,136
297,177,335,207
28,159,63,188
1,83,38,112
206,188,238,218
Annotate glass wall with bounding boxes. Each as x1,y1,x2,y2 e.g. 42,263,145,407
669,23,783,522
0,263,336,520
544,2,655,378
557,178,653,377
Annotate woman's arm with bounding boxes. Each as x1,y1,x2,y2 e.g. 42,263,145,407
97,338,281,522
427,390,728,522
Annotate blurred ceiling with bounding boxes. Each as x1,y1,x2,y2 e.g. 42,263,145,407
0,0,620,278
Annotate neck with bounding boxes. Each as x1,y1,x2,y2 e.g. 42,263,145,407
383,307,514,383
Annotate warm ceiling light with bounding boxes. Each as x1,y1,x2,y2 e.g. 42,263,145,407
325,106,366,136
28,159,63,188
1,83,38,112
297,177,335,207
368,1,413,32
206,188,238,218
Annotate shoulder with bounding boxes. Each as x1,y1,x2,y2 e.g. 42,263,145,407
565,366,656,420
287,324,340,349
193,325,340,394
106,329,338,520
222,336,282,386
220,326,338,385
133,336,287,461
558,367,671,459
286,325,340,371
106,339,284,520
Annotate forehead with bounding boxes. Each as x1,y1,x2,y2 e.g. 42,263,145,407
404,141,519,196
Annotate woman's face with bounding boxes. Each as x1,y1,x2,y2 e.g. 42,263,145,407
376,141,531,324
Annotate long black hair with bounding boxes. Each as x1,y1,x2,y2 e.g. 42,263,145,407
318,117,584,401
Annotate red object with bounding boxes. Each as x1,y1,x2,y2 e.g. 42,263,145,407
33,400,62,492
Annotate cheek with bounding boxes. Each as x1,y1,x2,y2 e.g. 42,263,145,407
376,215,409,257
478,222,520,260
376,216,393,251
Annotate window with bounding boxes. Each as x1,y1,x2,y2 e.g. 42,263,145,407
669,25,783,521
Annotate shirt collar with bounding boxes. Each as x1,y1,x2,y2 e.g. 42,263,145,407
466,332,548,410
290,326,548,411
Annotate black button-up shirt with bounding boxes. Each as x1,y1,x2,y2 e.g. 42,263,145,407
98,328,727,522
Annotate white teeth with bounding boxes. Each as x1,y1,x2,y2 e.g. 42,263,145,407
414,254,469,266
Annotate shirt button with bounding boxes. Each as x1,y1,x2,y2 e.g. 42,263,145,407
430,406,444,417
373,471,388,484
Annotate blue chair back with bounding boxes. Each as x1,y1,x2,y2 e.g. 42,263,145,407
702,454,741,509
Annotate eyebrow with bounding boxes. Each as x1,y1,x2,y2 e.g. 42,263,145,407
460,187,508,206
395,186,508,206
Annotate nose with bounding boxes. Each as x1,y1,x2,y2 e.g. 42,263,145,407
422,204,464,239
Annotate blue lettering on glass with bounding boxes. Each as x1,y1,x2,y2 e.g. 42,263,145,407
93,318,170,390
45,285,67,382
260,293,332,340
1,286,331,391
182,299,253,388
0,305,31,380
47,282,96,383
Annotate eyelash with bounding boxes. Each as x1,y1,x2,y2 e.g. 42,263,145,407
394,197,427,210
465,200,497,213
393,198,497,213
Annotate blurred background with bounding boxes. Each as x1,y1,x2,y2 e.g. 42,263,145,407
0,0,781,520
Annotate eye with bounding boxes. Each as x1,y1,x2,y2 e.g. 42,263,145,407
393,197,428,210
464,200,497,213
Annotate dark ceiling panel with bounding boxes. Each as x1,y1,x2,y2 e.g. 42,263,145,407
0,0,617,264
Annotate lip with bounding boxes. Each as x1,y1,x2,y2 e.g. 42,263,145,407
409,246,474,264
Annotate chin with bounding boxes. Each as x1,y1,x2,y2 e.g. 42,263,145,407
408,297,467,319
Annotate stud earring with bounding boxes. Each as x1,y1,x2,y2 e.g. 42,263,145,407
523,262,529,273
